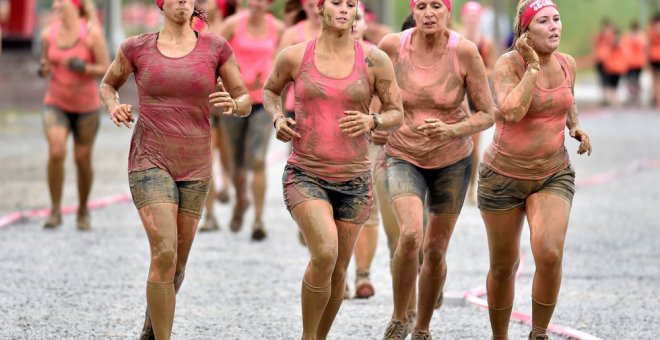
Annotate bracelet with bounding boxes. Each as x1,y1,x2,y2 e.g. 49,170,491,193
272,114,284,128
527,62,540,73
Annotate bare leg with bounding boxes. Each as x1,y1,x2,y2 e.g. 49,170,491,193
527,193,571,337
481,208,526,339
292,201,338,340
73,143,94,230
44,123,68,227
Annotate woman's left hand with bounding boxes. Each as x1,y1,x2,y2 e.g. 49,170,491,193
570,126,592,156
417,118,455,140
209,80,237,115
340,111,374,137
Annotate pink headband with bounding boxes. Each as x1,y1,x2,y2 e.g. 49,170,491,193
410,0,452,12
461,1,483,16
520,0,558,31
156,0,164,10
217,0,228,17
71,0,82,9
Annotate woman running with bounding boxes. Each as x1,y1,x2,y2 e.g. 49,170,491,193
38,0,110,230
480,1,592,339
378,0,495,338
99,0,250,339
197,0,236,232
263,0,403,338
219,0,285,240
593,19,614,107
649,13,660,107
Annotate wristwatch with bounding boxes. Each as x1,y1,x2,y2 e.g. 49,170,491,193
371,113,383,131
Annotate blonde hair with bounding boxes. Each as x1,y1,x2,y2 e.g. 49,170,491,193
78,0,98,24
512,0,531,46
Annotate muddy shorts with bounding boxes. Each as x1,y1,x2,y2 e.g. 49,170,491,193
386,155,472,216
43,105,100,145
222,104,272,170
282,164,373,225
477,164,575,212
128,167,211,219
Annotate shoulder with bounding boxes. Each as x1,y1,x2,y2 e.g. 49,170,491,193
40,25,52,41
220,13,241,30
377,32,404,56
364,43,390,66
269,15,286,31
456,34,480,59
86,22,106,42
495,50,525,68
280,41,308,60
558,52,576,71
122,32,155,48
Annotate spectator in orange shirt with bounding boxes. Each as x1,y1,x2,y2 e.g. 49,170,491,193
649,13,660,107
603,28,628,107
594,19,615,106
623,21,648,107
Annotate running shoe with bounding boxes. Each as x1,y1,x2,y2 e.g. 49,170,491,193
43,213,62,229
216,187,230,204
251,220,267,241
354,270,375,299
383,320,409,340
199,215,220,232
76,213,91,231
410,330,431,340
529,332,549,340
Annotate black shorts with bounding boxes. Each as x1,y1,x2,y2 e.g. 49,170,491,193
42,105,100,145
651,61,660,71
605,73,621,88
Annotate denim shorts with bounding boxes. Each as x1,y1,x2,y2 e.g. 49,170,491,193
43,105,100,145
386,155,472,216
282,164,373,225
477,164,575,212
128,167,210,219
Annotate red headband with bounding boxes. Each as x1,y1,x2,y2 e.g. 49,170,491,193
410,0,452,12
156,0,164,10
70,0,82,9
217,0,228,17
520,0,558,31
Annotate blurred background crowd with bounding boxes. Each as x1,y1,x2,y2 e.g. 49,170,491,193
2,0,660,109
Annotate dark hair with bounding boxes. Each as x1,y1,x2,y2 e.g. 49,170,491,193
401,13,416,31
285,0,307,24
631,20,639,31
653,13,660,23
191,5,208,25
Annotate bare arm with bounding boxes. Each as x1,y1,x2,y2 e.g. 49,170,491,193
99,47,134,127
211,54,251,117
38,28,50,78
493,34,540,123
218,15,238,40
263,47,301,142
455,39,495,136
84,25,111,78
564,54,592,155
368,47,403,131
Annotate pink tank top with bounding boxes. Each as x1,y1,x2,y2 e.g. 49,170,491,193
289,39,372,181
482,52,573,180
230,12,278,104
285,22,310,112
385,29,472,169
43,20,100,113
121,32,233,181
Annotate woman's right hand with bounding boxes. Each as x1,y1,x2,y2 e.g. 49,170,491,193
38,60,50,78
110,104,134,128
274,116,300,142
515,33,540,66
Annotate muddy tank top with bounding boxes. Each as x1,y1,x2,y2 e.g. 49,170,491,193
230,12,278,104
285,21,314,112
121,32,233,181
43,20,100,113
289,39,372,181
482,52,573,180
385,29,472,169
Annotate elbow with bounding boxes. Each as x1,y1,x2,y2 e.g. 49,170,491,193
390,110,403,130
499,107,523,123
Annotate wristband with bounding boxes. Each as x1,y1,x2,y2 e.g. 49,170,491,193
272,114,284,128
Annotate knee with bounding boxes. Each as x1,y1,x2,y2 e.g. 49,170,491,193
397,229,422,257
490,259,519,281
49,147,66,163
310,246,338,276
152,243,177,272
535,247,563,272
251,159,266,172
74,150,92,166
423,247,447,270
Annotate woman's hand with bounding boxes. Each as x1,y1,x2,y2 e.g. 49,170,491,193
110,104,134,128
515,33,540,67
339,111,375,138
569,126,592,156
371,130,390,145
275,116,300,142
417,118,455,140
209,80,238,115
